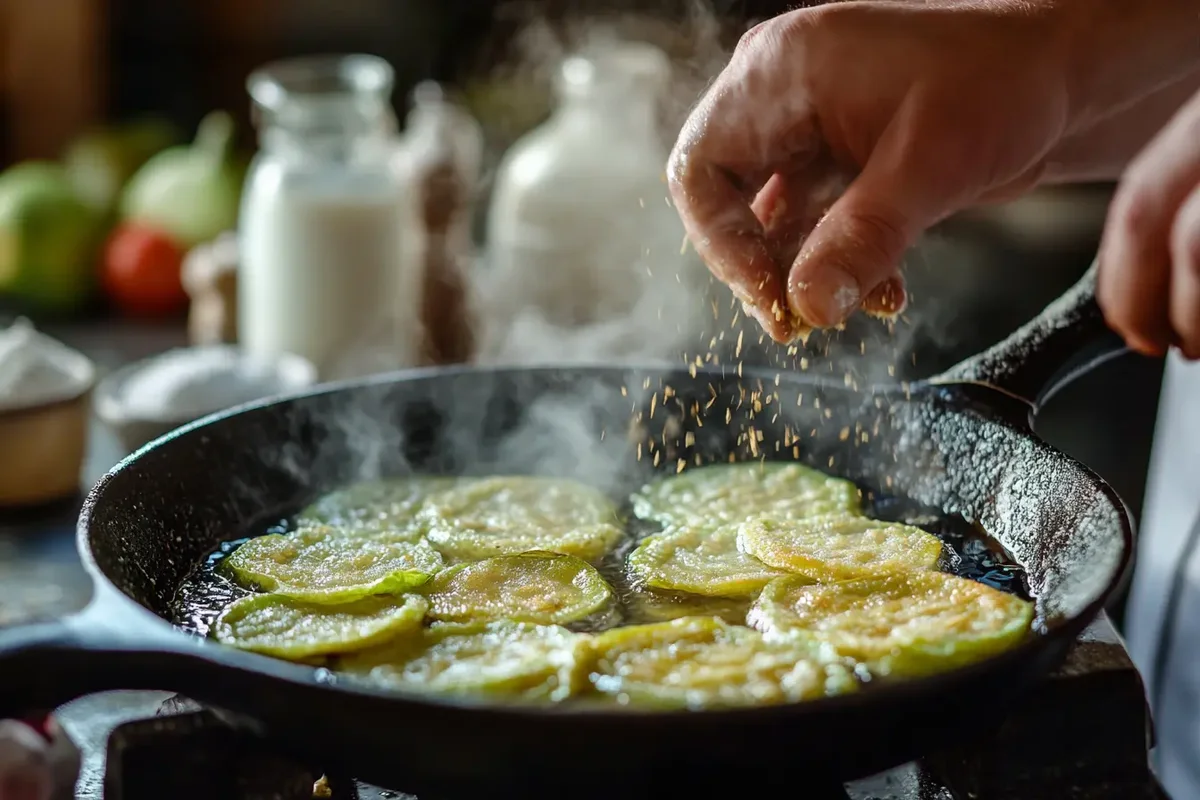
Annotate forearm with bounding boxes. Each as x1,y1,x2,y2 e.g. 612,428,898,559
1044,68,1200,183
1057,0,1200,132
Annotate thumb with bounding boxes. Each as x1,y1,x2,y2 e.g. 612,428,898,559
786,152,947,328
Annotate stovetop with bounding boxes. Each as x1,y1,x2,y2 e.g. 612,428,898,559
44,614,1166,800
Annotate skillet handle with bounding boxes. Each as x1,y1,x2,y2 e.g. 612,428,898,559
933,260,1130,410
0,618,114,715
0,597,231,719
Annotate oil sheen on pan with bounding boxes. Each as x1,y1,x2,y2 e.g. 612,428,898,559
172,464,1036,711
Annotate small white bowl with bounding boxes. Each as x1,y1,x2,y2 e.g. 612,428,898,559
94,346,318,454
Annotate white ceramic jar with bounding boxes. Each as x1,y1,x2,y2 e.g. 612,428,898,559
480,41,709,364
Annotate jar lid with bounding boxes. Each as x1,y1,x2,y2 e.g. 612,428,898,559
404,81,484,182
557,41,671,100
248,54,395,130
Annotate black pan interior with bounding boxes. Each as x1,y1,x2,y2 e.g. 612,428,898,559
86,365,1127,629
75,366,1132,792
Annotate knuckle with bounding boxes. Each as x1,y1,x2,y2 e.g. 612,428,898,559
733,20,772,59
734,13,807,62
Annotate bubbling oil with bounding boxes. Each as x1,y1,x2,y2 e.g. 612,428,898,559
169,483,1030,641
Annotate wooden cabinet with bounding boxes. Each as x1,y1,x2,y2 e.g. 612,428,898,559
0,0,775,167
0,0,107,164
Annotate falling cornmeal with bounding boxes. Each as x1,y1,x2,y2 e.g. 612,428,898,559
176,464,1035,710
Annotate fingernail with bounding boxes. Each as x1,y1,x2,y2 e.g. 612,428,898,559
798,266,861,327
863,276,907,318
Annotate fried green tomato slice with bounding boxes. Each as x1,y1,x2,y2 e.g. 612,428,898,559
747,572,1035,678
627,524,790,598
340,621,587,701
420,476,624,562
223,525,444,603
625,589,752,626
421,551,612,625
737,514,943,581
214,593,427,660
631,462,861,529
296,475,456,540
587,616,857,709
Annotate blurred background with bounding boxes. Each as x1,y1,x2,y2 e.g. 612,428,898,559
0,0,1161,627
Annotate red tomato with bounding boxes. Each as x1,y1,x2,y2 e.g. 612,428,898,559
101,223,188,317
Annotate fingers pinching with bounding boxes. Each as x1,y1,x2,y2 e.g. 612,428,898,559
1169,183,1200,358
786,172,916,328
668,148,791,340
668,14,824,343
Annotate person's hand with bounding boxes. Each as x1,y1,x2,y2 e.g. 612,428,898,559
669,1,1074,341
1099,86,1200,358
667,0,1200,344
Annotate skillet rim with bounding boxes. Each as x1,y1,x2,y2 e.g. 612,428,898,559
74,363,1135,722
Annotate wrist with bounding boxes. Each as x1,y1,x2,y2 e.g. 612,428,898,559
1044,69,1200,183
1055,0,1200,133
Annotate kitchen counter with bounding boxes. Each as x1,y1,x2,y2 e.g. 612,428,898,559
0,320,187,628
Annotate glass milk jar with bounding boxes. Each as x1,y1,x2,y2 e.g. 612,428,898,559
238,55,415,378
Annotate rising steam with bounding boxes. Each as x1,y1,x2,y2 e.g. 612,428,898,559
293,1,990,494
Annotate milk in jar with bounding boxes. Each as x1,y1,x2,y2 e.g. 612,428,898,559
238,55,418,378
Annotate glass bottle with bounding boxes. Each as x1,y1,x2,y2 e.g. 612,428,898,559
238,55,416,379
399,83,484,365
480,41,710,364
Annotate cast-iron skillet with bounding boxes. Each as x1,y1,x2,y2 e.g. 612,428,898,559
0,264,1134,796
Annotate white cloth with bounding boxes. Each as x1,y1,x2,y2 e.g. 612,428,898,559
1126,350,1200,798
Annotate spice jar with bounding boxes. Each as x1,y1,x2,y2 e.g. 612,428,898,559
182,232,239,345
401,82,484,366
238,55,416,379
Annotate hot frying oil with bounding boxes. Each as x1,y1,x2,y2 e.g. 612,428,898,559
170,488,1029,640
